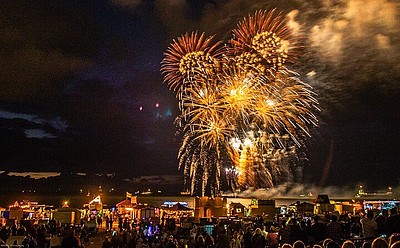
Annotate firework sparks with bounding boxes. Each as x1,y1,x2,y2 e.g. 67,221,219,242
229,10,301,68
161,10,319,196
161,32,224,92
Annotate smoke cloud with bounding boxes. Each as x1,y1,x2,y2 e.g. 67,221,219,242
232,183,399,200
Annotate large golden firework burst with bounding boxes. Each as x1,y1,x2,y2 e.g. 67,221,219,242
161,10,318,197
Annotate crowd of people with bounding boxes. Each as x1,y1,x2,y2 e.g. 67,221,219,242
0,206,399,248
0,218,93,247
99,206,400,248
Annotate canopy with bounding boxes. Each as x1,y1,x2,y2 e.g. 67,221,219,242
169,203,193,211
116,199,131,207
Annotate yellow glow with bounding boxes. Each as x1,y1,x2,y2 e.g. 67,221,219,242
243,138,252,147
231,138,241,150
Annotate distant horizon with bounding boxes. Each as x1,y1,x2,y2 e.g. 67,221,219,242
0,171,398,198
0,188,399,210
0,171,182,179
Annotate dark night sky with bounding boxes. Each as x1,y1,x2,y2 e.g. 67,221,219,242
0,0,399,191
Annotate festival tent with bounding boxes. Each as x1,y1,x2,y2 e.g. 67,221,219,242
169,203,193,211
116,199,131,208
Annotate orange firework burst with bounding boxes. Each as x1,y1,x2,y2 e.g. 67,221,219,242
230,10,301,72
161,10,318,197
161,32,224,92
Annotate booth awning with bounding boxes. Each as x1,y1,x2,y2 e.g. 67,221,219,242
168,203,193,211
116,199,131,207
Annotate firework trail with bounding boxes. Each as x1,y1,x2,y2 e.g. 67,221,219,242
161,10,318,196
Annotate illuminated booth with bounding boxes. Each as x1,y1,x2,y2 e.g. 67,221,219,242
0,207,6,226
116,196,159,221
86,195,103,211
227,202,247,217
116,199,132,217
133,204,159,220
195,197,227,218
314,195,334,214
161,202,194,227
289,201,314,215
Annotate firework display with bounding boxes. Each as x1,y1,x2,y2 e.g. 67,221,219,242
161,10,319,196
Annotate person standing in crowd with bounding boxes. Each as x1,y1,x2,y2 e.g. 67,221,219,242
267,226,279,248
375,209,388,236
61,228,83,248
279,218,304,245
342,240,356,248
166,235,178,248
389,233,400,248
386,207,400,235
104,215,109,231
118,216,123,232
311,215,326,244
16,224,26,236
230,231,241,248
251,228,266,248
102,236,112,248
293,240,306,248
216,229,230,248
371,237,389,248
360,210,378,239
326,215,343,242
108,215,114,231
279,221,291,245
239,229,245,248
243,226,253,248
391,241,400,248
195,235,206,248
204,231,215,248
97,215,102,228
261,226,268,240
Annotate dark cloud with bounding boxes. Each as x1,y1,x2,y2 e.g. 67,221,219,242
24,129,57,139
0,110,68,139
0,0,103,102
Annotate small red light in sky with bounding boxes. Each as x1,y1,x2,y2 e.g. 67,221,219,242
139,106,143,111
155,103,160,108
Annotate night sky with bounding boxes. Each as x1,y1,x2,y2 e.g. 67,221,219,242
0,0,399,191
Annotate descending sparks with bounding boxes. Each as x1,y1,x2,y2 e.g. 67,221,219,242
160,10,319,197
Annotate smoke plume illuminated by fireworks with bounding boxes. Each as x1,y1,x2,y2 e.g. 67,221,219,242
161,10,319,196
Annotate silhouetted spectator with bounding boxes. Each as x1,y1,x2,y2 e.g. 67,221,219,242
326,215,343,242
243,227,253,248
372,237,389,248
311,216,327,244
61,228,83,248
251,228,266,248
375,210,389,236
342,240,356,248
387,208,400,235
361,210,378,238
